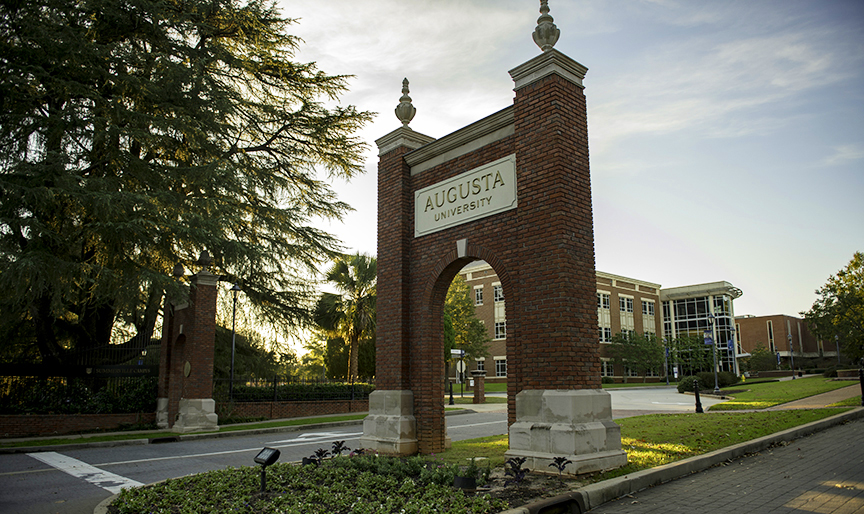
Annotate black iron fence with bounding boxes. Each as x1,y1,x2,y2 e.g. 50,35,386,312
0,375,157,414
213,376,375,403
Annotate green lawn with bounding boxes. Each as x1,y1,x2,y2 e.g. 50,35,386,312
709,377,855,410
432,408,848,479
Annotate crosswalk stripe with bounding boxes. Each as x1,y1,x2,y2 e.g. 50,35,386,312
27,451,143,494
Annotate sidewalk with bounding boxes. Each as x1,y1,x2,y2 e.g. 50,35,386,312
503,384,864,514
583,413,864,513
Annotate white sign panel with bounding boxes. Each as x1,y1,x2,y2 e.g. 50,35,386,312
414,154,517,237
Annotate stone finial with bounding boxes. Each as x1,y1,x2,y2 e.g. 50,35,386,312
197,250,212,270
532,0,559,52
394,78,416,128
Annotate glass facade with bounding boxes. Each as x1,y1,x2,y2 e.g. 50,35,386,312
661,285,740,374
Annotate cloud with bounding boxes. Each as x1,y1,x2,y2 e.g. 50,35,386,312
823,144,864,166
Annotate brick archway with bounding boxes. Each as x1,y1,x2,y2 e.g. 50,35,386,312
360,48,627,474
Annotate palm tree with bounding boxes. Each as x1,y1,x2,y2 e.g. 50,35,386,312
313,253,376,382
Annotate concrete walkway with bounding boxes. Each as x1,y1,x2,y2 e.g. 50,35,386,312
504,383,864,514
769,383,862,410
586,414,864,513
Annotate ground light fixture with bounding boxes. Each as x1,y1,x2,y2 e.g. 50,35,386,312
254,447,281,493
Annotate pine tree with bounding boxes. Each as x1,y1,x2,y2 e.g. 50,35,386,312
0,0,372,365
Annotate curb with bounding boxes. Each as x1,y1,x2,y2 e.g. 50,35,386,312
0,410,473,455
499,407,864,513
0,419,364,455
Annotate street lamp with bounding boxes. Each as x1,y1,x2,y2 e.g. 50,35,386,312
728,327,737,376
788,333,796,380
707,313,720,395
229,283,242,401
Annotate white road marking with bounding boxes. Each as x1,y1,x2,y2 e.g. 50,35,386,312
96,434,364,467
267,431,363,444
27,452,143,494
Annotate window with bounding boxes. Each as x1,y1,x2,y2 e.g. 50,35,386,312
598,327,612,343
495,359,507,377
620,297,634,313
476,359,485,372
494,321,506,340
642,300,655,316
597,293,610,310
625,365,639,377
493,284,504,302
767,320,775,352
601,360,614,377
474,286,483,306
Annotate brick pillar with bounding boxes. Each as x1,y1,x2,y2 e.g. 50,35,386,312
156,269,220,432
471,370,486,404
360,126,434,454
505,49,626,475
510,49,599,391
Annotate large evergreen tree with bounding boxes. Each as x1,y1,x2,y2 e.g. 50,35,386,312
0,0,371,365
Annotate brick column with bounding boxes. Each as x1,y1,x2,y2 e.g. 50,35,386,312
510,49,599,391
156,269,220,432
360,126,434,454
471,370,486,404
505,49,626,474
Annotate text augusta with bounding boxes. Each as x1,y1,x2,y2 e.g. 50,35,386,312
422,170,506,222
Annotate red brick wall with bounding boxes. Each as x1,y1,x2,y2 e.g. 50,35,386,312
219,400,369,420
0,412,156,438
377,71,598,454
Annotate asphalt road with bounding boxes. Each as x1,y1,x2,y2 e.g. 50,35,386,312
0,410,508,514
0,388,724,514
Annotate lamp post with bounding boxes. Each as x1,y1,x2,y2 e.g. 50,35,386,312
835,335,841,364
728,327,737,377
707,313,720,395
664,338,670,386
229,283,242,401
788,333,796,379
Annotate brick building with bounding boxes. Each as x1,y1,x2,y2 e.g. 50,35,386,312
458,262,759,382
734,314,839,367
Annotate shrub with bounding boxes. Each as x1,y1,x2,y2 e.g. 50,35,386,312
824,366,838,378
0,377,157,414
717,371,740,388
601,377,615,384
677,376,701,393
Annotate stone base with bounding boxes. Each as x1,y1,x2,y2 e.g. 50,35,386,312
155,397,169,429
173,398,219,433
506,389,627,475
359,390,417,455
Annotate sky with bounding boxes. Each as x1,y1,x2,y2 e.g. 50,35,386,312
281,0,864,321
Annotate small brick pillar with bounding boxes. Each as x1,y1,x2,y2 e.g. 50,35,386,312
471,370,486,404
156,269,220,432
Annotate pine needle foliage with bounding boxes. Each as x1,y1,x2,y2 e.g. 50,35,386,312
0,0,372,364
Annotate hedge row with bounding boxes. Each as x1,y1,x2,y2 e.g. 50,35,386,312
0,377,157,414
215,381,376,402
